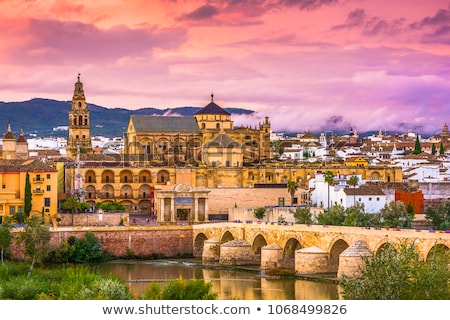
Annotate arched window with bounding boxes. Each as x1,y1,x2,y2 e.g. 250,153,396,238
78,115,83,125
216,123,220,129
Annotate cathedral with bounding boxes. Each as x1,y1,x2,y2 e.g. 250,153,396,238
62,76,402,224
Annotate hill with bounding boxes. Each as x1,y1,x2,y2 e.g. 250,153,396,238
0,98,254,138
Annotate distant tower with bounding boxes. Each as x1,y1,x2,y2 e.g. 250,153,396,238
16,128,29,159
2,122,17,160
67,74,92,159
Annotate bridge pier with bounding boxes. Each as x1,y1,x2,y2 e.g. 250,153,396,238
337,240,372,279
202,238,220,264
295,246,329,274
261,244,283,269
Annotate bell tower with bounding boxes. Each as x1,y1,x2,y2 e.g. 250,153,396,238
67,74,92,159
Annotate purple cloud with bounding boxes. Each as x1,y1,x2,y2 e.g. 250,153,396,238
6,18,188,64
182,5,219,20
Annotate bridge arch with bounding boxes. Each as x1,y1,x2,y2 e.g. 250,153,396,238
426,243,449,261
374,240,396,256
221,230,235,244
283,238,301,268
193,233,208,257
252,234,268,255
328,238,349,272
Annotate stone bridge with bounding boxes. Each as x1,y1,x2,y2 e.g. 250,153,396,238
193,223,450,277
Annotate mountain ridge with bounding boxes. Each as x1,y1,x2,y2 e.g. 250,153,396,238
0,98,254,138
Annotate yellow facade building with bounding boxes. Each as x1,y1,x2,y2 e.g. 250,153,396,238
0,159,58,223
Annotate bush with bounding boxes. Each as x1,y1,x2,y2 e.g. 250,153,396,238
46,231,110,264
253,207,266,220
340,241,450,299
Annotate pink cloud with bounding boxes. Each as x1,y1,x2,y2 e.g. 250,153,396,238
1,0,450,137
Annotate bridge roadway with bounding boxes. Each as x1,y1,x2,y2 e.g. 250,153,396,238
193,222,450,270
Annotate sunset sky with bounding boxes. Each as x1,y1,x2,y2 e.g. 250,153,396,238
1,0,450,135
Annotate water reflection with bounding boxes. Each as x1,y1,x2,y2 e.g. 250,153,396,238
98,259,340,300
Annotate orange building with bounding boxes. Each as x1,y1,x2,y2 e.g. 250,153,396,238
395,189,424,214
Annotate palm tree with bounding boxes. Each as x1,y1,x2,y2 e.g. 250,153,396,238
348,175,359,206
287,180,299,206
324,171,335,209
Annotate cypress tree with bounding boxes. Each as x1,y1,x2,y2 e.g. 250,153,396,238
431,143,436,155
412,135,422,154
24,171,32,218
440,141,445,155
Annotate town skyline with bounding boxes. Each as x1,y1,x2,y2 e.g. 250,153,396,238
1,1,450,135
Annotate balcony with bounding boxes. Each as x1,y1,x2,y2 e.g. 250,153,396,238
33,178,45,182
33,189,44,195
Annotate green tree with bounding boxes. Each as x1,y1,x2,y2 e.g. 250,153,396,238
253,207,266,221
287,180,299,206
324,171,335,209
24,171,32,218
431,143,437,155
271,140,284,159
340,241,450,299
62,196,81,226
0,217,13,265
440,141,445,155
412,135,422,154
293,206,313,224
347,175,359,205
343,203,374,227
378,201,414,228
317,204,345,226
17,215,51,278
424,202,450,230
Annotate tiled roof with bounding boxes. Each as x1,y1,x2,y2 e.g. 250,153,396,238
195,97,230,116
204,133,240,148
0,159,57,172
343,185,385,196
130,115,201,133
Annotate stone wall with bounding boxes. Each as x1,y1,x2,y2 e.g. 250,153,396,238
10,226,193,260
207,187,295,214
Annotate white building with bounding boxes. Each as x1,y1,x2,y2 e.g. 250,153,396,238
309,172,385,213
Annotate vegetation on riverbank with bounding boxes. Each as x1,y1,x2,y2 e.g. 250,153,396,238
340,241,450,299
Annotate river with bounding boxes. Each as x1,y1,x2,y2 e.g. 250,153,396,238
97,259,341,300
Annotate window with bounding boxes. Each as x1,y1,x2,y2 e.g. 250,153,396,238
376,197,380,201
293,197,298,204
44,198,50,206
105,176,110,183
46,185,51,191
142,176,147,182
17,206,23,213
47,174,51,179
124,193,128,198
124,176,128,183
36,174,41,181
9,206,15,214
88,176,92,182
106,192,110,198
143,192,146,198
369,197,372,201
